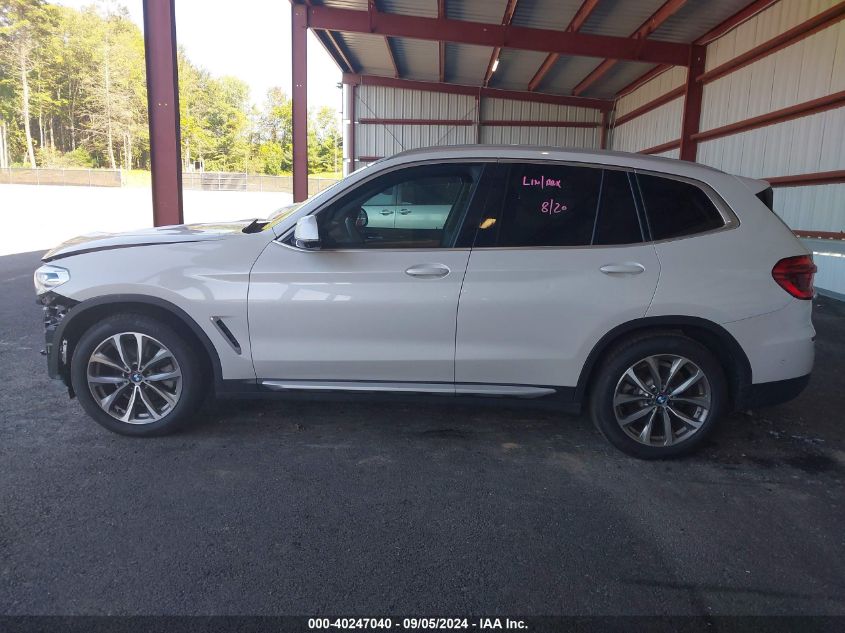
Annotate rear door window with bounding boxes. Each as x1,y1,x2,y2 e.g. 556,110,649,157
474,163,643,248
637,173,725,240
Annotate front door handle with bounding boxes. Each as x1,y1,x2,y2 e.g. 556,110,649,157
600,262,645,275
405,264,450,279
380,209,393,215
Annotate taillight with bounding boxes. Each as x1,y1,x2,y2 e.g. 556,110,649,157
772,255,817,300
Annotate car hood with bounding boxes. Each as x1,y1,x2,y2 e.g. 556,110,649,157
42,221,255,262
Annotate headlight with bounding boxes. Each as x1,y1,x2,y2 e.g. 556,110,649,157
34,265,70,295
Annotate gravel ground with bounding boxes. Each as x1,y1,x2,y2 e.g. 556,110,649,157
1,250,843,619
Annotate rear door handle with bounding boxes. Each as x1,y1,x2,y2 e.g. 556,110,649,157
600,263,645,275
405,264,450,279
399,208,411,215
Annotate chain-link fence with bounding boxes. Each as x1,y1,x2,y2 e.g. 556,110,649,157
0,168,339,193
0,168,122,187
182,172,338,194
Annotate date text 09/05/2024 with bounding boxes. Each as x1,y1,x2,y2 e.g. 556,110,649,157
307,617,529,630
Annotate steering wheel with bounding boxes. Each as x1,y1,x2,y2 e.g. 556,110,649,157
343,208,368,245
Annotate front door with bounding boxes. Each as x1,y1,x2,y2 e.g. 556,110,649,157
249,162,488,387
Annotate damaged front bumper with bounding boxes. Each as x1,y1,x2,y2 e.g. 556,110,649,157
40,292,78,387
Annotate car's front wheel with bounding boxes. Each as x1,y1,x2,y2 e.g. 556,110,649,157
589,334,727,459
70,314,205,436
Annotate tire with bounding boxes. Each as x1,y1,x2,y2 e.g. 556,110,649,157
70,313,206,436
589,334,727,459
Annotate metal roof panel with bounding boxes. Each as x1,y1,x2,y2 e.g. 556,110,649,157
378,0,439,18
445,0,510,24
390,37,440,81
488,48,549,90
445,42,494,85
338,32,395,77
510,0,589,31
579,0,667,37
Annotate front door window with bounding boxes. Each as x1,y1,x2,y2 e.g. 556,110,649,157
314,163,483,249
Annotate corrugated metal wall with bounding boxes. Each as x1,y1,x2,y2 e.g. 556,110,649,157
348,85,602,166
352,86,477,163
479,98,601,146
608,0,845,297
611,67,686,154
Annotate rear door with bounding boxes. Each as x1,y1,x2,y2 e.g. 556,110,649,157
455,162,661,390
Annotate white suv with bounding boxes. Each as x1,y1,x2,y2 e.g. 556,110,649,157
34,146,816,458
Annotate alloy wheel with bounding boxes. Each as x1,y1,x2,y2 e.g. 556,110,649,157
612,354,711,447
86,332,182,424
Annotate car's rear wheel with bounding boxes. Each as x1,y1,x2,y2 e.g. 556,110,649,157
589,334,727,459
70,314,205,436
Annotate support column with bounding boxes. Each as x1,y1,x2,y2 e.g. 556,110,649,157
343,83,355,176
679,44,706,162
142,0,183,226
292,2,308,201
600,110,609,149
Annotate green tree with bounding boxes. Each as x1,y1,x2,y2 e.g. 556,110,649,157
0,0,59,167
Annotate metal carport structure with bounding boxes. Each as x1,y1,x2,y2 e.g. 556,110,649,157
141,0,845,296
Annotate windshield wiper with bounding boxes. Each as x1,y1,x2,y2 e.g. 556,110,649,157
242,219,268,234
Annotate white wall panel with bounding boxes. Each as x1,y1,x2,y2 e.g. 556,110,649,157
804,240,845,299
701,21,845,131
354,85,477,161
773,184,845,234
353,86,604,161
615,66,687,118
611,96,684,153
481,98,601,124
480,126,599,147
704,0,839,70
607,1,844,294
697,108,845,178
654,148,680,159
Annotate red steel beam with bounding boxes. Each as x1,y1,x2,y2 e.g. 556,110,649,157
573,0,688,96
321,30,356,73
309,5,691,65
142,0,183,227
292,2,308,202
483,0,520,87
695,0,780,45
438,0,446,82
343,73,614,111
766,170,845,188
614,85,684,127
640,138,680,155
527,0,600,92
691,90,845,143
359,118,473,126
679,45,705,162
385,37,399,78
615,1,840,104
481,120,600,128
698,3,845,85
357,118,599,128
600,110,609,149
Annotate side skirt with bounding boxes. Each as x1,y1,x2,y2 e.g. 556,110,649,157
215,379,581,414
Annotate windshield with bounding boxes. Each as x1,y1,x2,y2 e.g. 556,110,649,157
260,177,348,231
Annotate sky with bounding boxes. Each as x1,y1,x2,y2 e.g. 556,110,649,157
52,0,344,112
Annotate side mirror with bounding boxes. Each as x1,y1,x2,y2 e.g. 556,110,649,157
294,215,320,249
